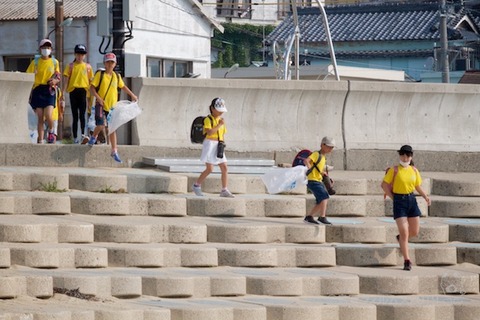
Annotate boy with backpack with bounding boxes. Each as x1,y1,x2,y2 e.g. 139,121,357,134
192,97,234,198
89,53,137,163
303,136,336,225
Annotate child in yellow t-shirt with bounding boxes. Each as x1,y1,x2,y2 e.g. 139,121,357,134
381,145,431,271
63,44,94,144
192,98,234,198
26,39,60,144
303,136,336,225
89,53,137,163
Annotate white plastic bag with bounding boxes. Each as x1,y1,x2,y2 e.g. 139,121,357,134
107,100,141,133
261,166,308,194
28,105,37,131
87,106,96,132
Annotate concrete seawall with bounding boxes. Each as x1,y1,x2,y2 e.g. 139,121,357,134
3,72,480,171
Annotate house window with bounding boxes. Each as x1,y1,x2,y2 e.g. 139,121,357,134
217,0,252,18
146,58,192,78
147,58,162,77
4,56,32,72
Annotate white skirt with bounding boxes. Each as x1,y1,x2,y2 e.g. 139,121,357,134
200,139,227,164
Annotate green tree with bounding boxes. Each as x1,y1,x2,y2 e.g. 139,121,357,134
212,23,275,68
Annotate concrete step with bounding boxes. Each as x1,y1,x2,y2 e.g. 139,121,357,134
143,157,276,174
1,293,480,320
0,215,458,245
0,240,475,270
1,265,478,301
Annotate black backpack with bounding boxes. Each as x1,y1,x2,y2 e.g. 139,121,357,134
190,115,213,144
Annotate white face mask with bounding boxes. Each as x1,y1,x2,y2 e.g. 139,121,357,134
399,160,410,167
41,48,51,57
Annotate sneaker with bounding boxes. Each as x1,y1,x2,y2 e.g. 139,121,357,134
88,136,96,145
403,260,412,271
304,216,320,225
81,135,89,145
111,152,122,163
47,132,55,144
192,184,204,196
74,138,79,144
220,189,235,198
318,217,332,225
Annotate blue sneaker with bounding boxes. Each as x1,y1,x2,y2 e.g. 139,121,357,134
111,151,122,163
88,136,96,145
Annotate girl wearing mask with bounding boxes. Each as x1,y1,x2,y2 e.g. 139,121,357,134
381,145,431,271
27,38,61,144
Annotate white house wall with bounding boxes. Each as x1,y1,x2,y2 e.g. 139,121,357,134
124,0,215,78
0,0,217,78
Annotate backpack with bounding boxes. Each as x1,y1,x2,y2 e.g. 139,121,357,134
190,115,213,144
293,149,336,195
292,149,322,175
383,165,418,199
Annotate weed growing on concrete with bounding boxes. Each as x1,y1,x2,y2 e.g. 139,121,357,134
38,179,67,193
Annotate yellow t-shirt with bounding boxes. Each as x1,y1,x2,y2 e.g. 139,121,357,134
26,56,60,89
90,71,124,112
203,115,226,140
63,62,94,93
383,165,422,194
306,151,325,182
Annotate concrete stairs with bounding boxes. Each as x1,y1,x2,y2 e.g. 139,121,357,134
0,166,480,319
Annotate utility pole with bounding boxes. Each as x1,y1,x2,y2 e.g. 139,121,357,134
440,0,449,83
38,0,47,43
55,0,65,140
112,0,126,75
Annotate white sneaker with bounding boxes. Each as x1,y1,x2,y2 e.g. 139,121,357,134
220,189,235,198
192,184,204,196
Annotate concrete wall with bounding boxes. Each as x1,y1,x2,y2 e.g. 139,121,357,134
0,72,33,144
4,71,480,171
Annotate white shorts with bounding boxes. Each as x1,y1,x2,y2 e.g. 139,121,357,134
200,139,227,164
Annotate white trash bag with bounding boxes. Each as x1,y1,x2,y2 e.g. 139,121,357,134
261,166,308,194
87,106,96,132
28,105,37,131
107,100,142,134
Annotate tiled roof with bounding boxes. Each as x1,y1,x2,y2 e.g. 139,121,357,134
458,70,480,84
0,0,96,21
267,3,477,44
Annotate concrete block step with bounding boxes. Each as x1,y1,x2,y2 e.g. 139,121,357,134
2,243,108,268
335,265,479,295
0,215,93,243
4,265,478,299
0,295,171,320
430,196,480,218
143,157,276,167
143,157,276,174
0,215,465,246
334,243,457,267
0,191,70,215
2,293,480,320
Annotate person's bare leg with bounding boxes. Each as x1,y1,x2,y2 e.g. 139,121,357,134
396,217,410,261
44,105,54,132
196,163,214,185
218,163,228,189
35,108,45,142
309,200,327,218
